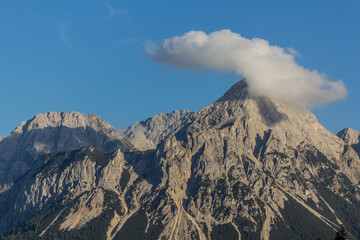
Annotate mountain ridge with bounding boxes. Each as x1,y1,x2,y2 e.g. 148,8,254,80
0,111,132,194
0,80,359,239
337,127,360,157
123,110,196,151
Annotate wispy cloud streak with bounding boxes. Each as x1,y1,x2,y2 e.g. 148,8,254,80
103,1,127,18
59,24,80,53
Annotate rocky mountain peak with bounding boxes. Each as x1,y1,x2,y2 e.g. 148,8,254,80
13,112,117,136
337,127,360,155
212,79,298,130
196,80,346,165
123,110,196,151
337,127,360,145
215,79,249,103
1,82,360,239
0,112,131,193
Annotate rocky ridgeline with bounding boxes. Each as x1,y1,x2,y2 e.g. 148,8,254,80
0,80,360,240
0,112,131,193
123,110,196,151
337,128,360,156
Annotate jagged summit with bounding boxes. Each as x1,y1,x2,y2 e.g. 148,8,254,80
337,127,360,145
198,79,348,165
123,110,196,151
13,112,116,135
337,127,360,156
1,85,360,239
216,79,249,102
214,80,295,127
0,111,131,193
7,111,130,153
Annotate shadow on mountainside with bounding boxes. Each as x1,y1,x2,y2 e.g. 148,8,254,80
0,126,132,192
215,80,288,127
0,142,162,237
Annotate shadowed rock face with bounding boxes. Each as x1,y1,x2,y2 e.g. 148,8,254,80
0,112,131,193
254,96,289,126
337,128,360,156
123,110,196,151
1,80,360,240
216,80,288,126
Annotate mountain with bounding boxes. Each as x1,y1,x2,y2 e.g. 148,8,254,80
1,80,360,240
337,128,360,156
0,146,156,239
0,112,131,194
123,110,196,151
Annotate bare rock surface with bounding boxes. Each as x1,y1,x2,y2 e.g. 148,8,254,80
1,80,360,240
0,112,131,193
150,80,360,239
123,110,196,151
337,127,360,156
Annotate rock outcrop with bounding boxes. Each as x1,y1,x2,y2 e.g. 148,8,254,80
0,147,154,238
337,127,360,156
0,112,131,193
1,80,360,240
123,110,196,151
148,80,360,239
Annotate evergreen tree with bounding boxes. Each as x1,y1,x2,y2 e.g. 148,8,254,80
334,226,347,240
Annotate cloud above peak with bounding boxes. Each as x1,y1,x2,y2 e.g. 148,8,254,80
146,30,347,109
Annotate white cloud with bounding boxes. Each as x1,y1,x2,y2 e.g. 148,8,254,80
286,47,301,57
103,1,127,18
147,30,347,109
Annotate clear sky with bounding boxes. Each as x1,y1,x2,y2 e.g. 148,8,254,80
0,0,359,137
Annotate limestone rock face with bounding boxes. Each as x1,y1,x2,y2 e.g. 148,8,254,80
337,128,360,156
0,146,153,238
148,80,360,239
123,110,196,151
1,80,360,240
0,112,131,193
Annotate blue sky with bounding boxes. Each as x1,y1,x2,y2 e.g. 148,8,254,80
0,0,359,136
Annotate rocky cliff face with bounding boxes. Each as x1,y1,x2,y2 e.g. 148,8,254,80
0,112,131,193
0,147,155,239
337,128,360,156
1,80,360,240
147,80,360,239
123,110,196,151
